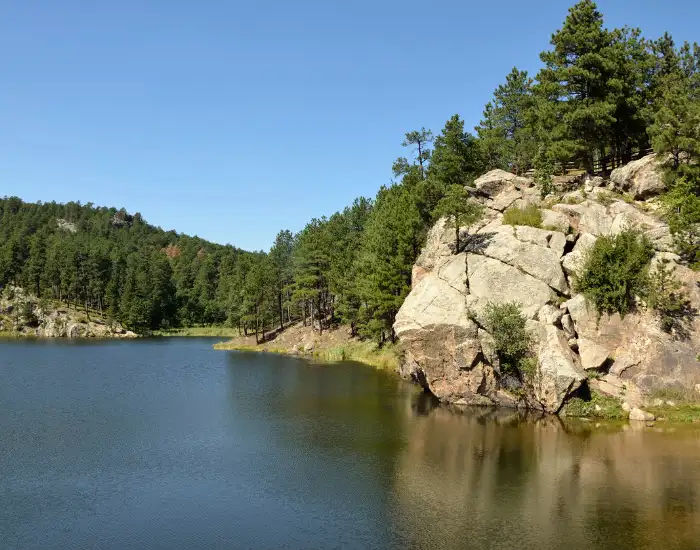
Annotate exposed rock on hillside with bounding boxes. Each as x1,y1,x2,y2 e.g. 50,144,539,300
0,286,136,338
395,161,699,414
610,154,666,199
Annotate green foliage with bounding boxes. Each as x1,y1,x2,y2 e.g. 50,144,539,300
432,185,484,251
661,178,700,268
401,128,433,179
644,259,692,335
563,391,627,419
576,230,654,315
648,72,700,172
428,114,483,186
502,204,542,228
353,184,425,342
533,154,554,198
483,301,532,374
476,67,536,174
0,197,235,333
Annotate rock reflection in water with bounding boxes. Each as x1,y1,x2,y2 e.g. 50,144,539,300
391,396,700,550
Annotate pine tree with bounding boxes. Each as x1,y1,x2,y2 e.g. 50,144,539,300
269,229,295,329
649,73,700,174
536,0,617,171
432,185,484,252
355,185,424,342
429,114,483,187
476,68,536,174
401,128,433,179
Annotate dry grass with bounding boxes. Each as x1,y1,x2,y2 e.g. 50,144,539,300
154,326,241,337
213,323,401,371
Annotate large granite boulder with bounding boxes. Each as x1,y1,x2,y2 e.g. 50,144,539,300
561,290,699,393
610,154,665,199
394,165,698,415
466,254,555,320
527,321,586,412
474,169,531,197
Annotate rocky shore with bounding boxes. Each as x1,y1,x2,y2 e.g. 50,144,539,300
394,156,699,416
0,286,136,338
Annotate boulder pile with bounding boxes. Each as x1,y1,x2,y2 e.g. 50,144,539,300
395,157,699,413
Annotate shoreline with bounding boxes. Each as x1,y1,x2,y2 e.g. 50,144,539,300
213,326,401,371
213,324,700,425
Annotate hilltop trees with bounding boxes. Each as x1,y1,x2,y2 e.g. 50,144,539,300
536,0,618,171
401,128,433,179
476,68,536,174
429,114,483,187
0,198,247,332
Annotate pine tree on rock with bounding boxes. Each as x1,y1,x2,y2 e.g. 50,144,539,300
536,0,617,171
433,185,484,252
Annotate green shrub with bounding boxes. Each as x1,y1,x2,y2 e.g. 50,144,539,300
483,301,532,374
502,204,542,228
662,177,700,269
644,259,692,335
517,356,539,381
534,155,554,198
563,390,626,419
576,230,653,315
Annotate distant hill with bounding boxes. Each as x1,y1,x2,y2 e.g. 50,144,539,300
0,196,253,332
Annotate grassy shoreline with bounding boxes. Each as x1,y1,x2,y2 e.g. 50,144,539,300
214,338,401,371
152,326,241,337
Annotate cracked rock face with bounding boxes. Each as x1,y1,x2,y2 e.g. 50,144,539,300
395,162,699,413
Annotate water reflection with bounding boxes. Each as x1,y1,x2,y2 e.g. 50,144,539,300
391,399,700,549
1,340,698,550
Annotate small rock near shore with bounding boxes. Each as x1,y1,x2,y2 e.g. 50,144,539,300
629,407,655,422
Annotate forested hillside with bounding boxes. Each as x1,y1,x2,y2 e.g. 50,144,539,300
1,0,698,338
0,198,254,331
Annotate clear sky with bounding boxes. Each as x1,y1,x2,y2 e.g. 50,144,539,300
2,1,697,251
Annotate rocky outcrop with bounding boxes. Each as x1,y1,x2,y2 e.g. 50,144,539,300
610,154,665,199
474,169,531,197
395,161,699,415
0,286,136,338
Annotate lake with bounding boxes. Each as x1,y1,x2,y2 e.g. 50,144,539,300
1,338,699,549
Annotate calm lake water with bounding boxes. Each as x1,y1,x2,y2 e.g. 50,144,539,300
1,338,699,549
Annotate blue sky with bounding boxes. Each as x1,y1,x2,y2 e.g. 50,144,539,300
1,1,697,251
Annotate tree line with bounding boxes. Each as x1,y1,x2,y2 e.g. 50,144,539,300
1,1,697,338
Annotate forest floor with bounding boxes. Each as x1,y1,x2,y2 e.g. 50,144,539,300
213,322,402,370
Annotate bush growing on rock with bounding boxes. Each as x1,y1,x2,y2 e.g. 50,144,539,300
502,204,542,228
661,177,700,269
576,230,653,315
562,390,626,419
644,259,692,335
483,301,533,375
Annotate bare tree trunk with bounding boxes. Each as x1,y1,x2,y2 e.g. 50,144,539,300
318,297,323,335
255,308,259,344
418,142,424,180
278,291,283,331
